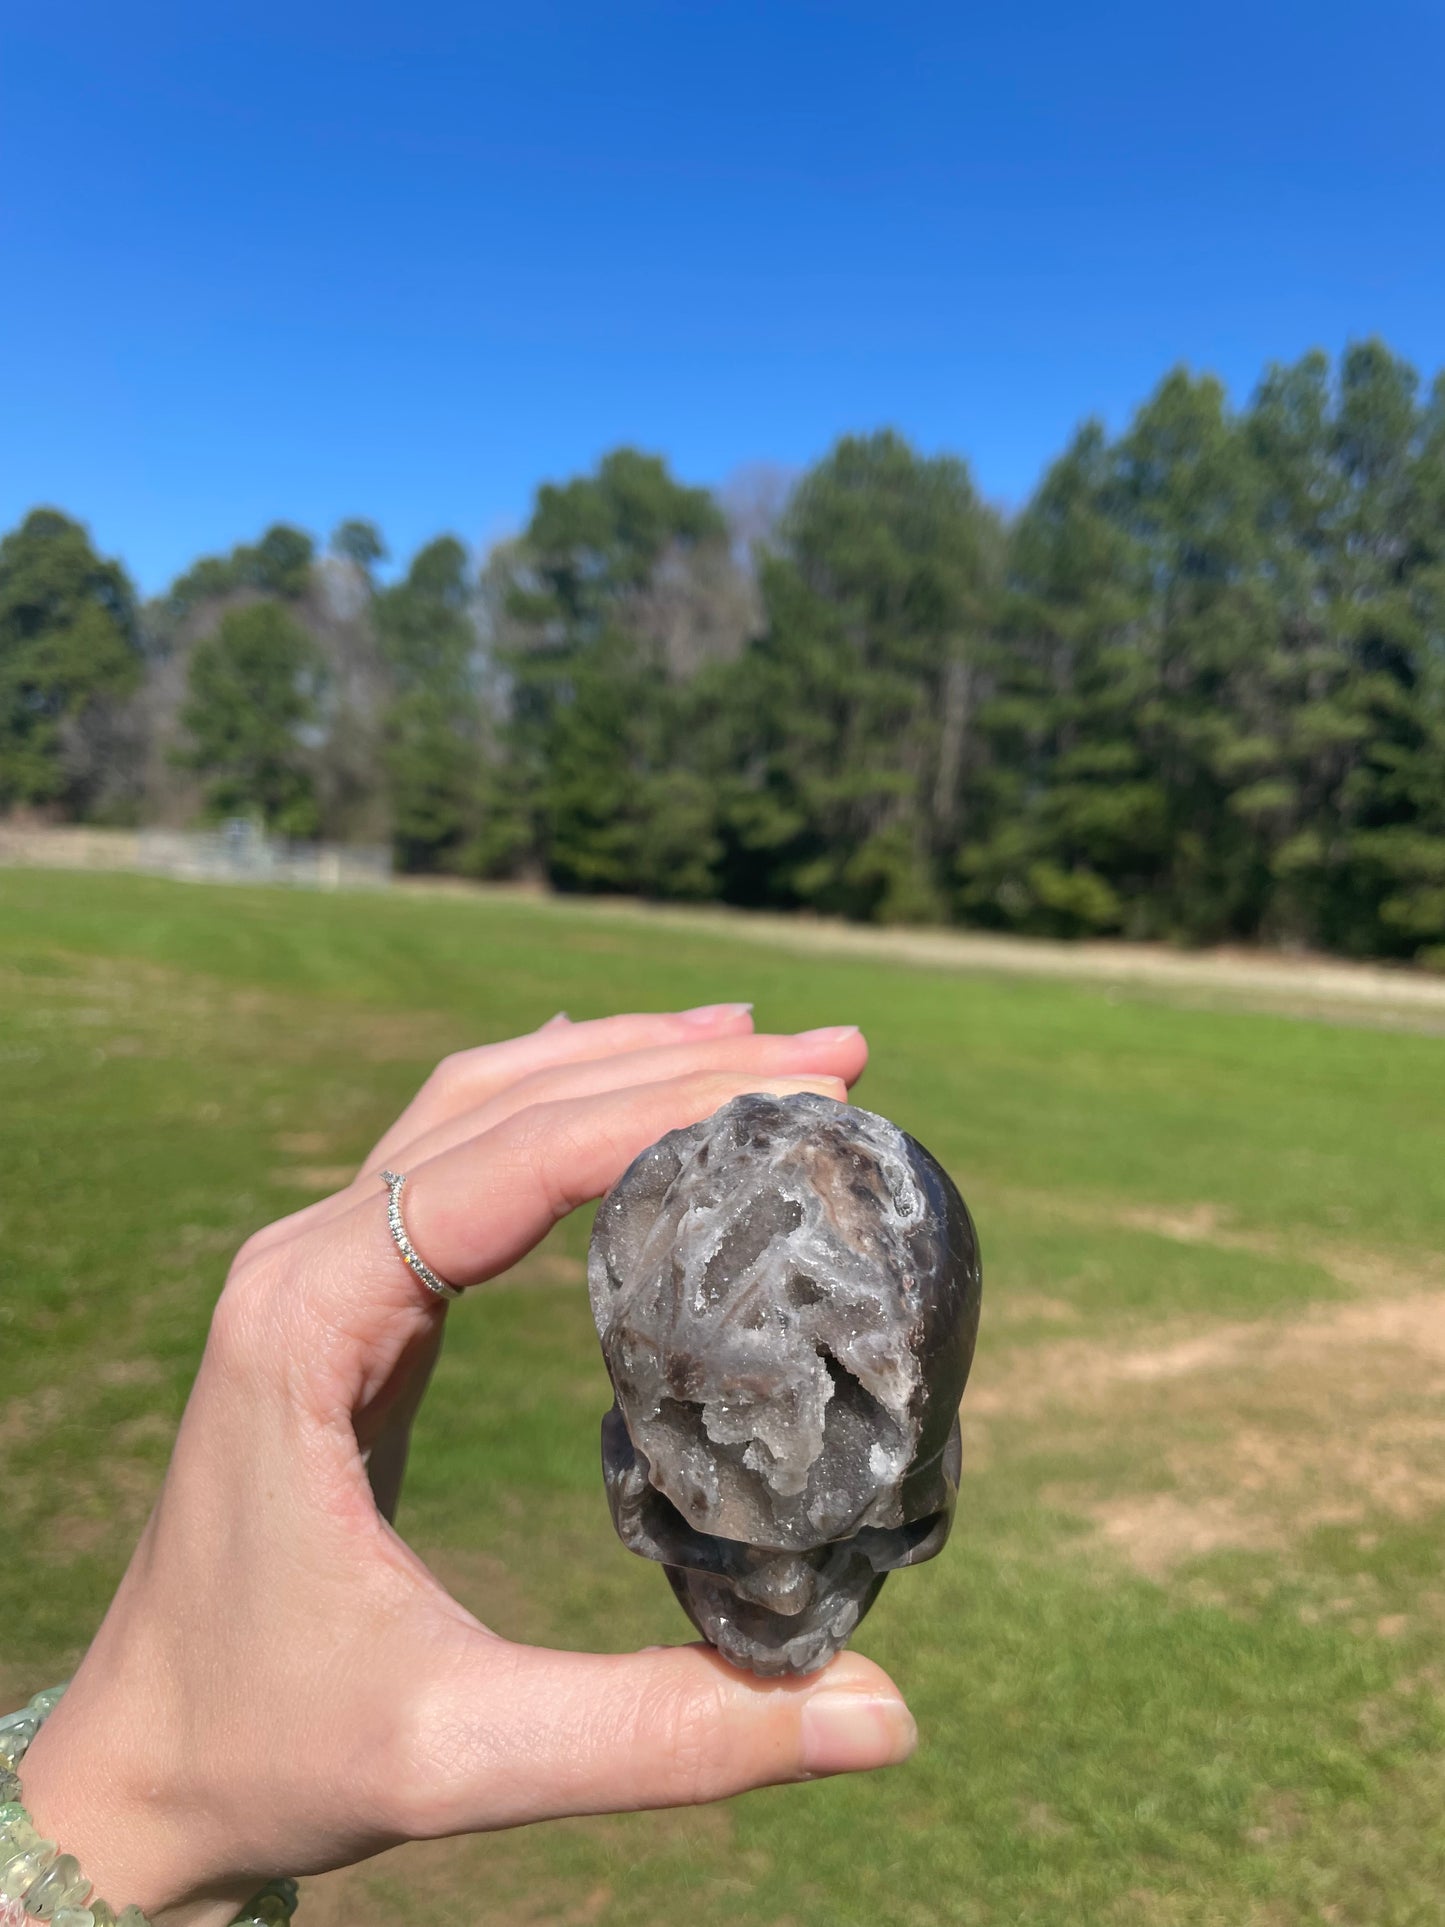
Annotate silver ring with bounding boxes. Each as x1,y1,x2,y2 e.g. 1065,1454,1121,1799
380,1169,463,1302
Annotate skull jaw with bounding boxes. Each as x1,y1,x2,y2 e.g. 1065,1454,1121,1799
603,1401,959,1675
666,1560,888,1677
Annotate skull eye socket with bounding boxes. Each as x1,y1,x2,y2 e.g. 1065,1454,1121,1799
816,1346,907,1495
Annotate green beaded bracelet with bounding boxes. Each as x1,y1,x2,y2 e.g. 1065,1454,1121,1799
0,1689,298,1927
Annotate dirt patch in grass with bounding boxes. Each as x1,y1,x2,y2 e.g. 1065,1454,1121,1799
969,1188,1445,1580
1114,1200,1445,1299
998,1184,1445,1305
1085,1492,1283,1574
93,1357,167,1389
972,1274,1445,1419
0,1384,65,1448
973,1277,1445,1578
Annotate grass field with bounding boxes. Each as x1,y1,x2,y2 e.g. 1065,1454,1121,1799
3,869,1444,1927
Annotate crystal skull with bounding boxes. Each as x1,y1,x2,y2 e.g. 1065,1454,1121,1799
588,1091,982,1675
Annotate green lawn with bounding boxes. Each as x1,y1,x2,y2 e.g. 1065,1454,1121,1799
3,869,1444,1927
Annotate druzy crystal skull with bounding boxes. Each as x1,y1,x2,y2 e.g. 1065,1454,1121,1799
588,1091,981,1675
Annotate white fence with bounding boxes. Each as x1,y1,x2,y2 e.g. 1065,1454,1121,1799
0,821,391,891
137,823,391,889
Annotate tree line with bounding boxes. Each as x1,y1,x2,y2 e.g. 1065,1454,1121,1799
3,340,1444,964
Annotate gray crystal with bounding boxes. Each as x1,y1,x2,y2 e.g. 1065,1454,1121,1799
588,1091,982,1675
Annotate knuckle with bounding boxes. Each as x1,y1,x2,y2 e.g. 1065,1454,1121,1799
512,1100,581,1223
229,1226,271,1276
504,1096,549,1160
206,1258,282,1378
211,1214,330,1381
426,1050,474,1096
369,1715,440,1838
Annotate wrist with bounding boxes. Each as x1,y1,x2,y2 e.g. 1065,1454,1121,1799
13,1682,254,1927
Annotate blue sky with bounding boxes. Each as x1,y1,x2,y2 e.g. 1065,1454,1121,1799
3,1,1442,593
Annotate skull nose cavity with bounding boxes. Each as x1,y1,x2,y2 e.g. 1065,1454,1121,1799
735,1550,819,1616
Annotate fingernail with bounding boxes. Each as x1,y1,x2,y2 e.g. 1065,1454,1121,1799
755,1076,846,1099
541,1011,571,1029
680,1002,754,1025
795,1025,860,1046
800,1692,917,1776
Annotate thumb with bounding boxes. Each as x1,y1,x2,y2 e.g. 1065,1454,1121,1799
416,1637,917,1833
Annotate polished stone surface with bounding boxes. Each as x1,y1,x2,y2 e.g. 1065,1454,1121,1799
589,1091,981,1674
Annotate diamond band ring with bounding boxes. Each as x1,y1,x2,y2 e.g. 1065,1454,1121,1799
380,1169,463,1302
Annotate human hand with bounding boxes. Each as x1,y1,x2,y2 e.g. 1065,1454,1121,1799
19,1006,917,1927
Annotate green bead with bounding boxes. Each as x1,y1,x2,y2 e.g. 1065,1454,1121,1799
0,1848,57,1902
0,1773,19,1806
248,1895,289,1926
115,1907,152,1927
88,1903,116,1927
51,1910,95,1927
23,1693,66,1722
0,1814,40,1854
0,1735,31,1773
0,1716,38,1744
23,1852,88,1918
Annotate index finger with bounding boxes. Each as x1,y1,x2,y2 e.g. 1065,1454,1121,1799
365,1005,756,1173
287,1069,849,1409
